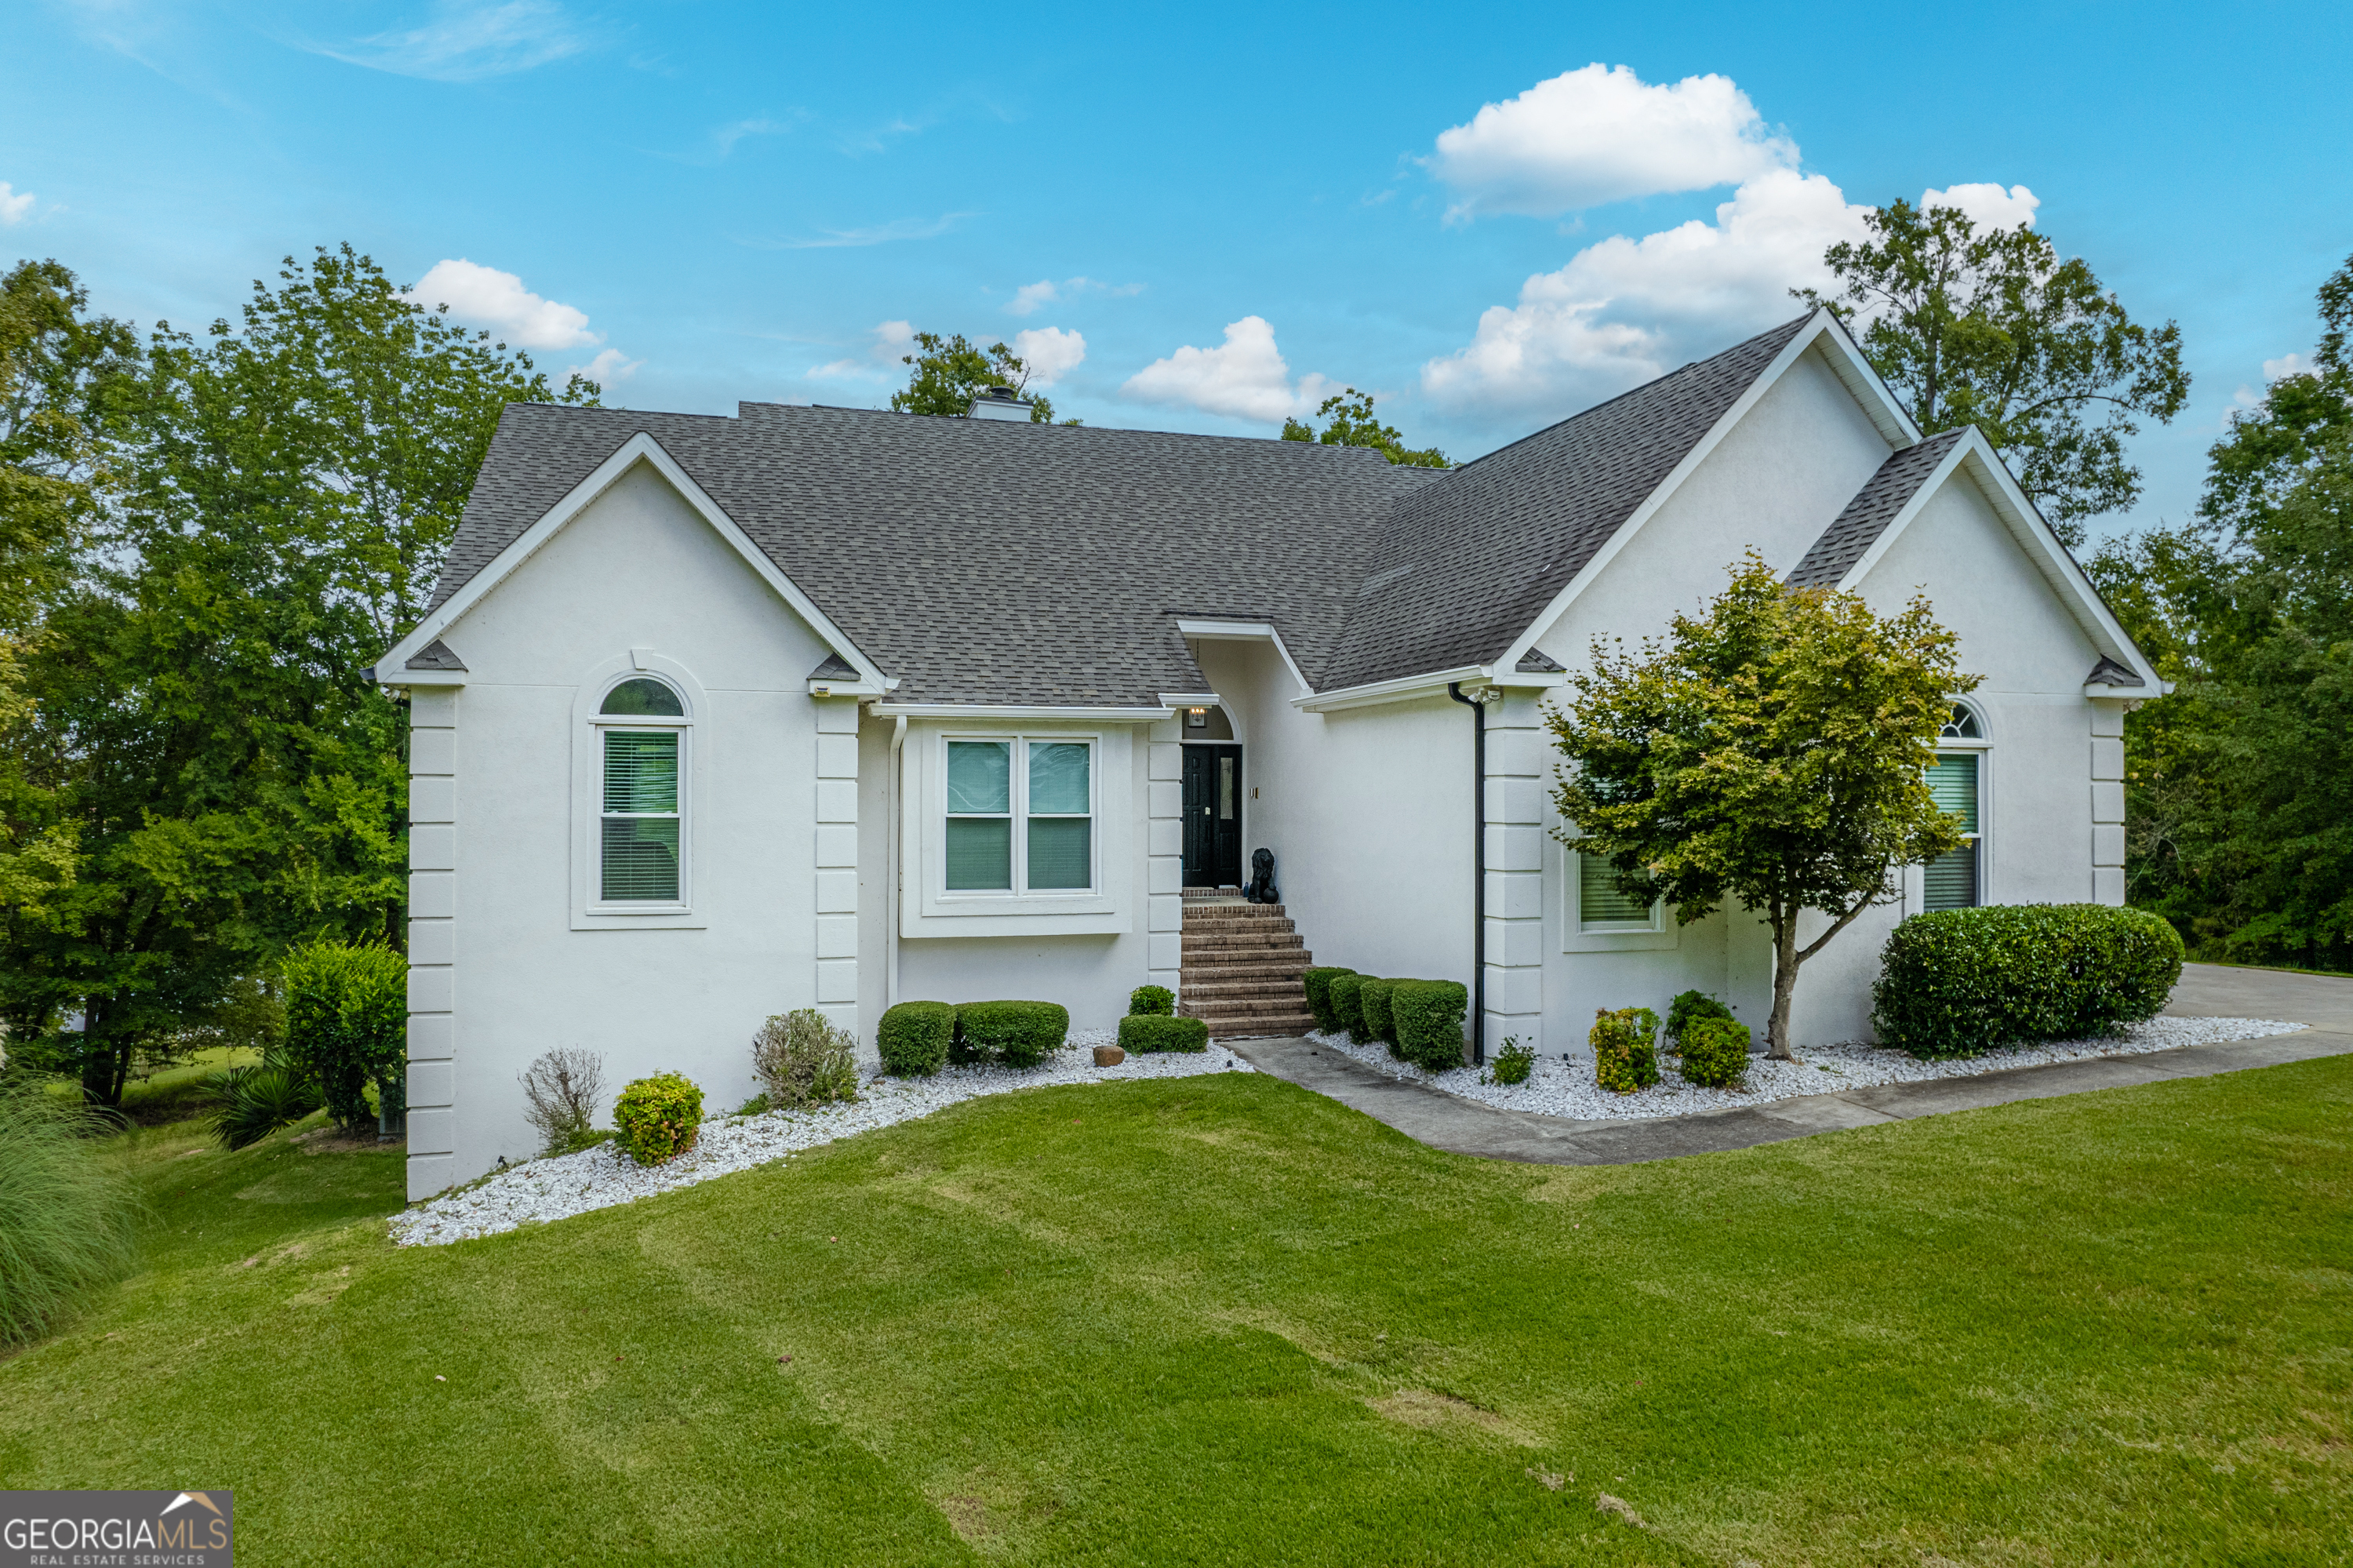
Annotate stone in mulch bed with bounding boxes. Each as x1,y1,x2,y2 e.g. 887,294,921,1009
1303,1016,2307,1124
389,1030,1255,1246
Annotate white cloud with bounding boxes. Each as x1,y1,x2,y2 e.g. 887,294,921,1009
0,183,32,224
1428,63,1796,219
1122,317,1334,424
1009,327,1086,386
747,213,976,250
406,259,600,351
569,347,640,385
1003,276,1146,317
1923,181,2040,231
809,319,916,382
2264,351,2313,381
313,0,591,82
1423,167,1870,415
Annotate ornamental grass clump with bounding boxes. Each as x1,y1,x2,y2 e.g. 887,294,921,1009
877,1002,956,1077
1301,967,1355,1032
1390,980,1470,1071
519,1048,606,1155
1119,1014,1209,1053
751,1010,860,1108
1677,1016,1752,1089
1591,1006,1660,1093
0,1079,139,1348
956,1002,1069,1069
1873,904,2185,1058
1128,985,1175,1017
1328,974,1369,1042
613,1072,704,1166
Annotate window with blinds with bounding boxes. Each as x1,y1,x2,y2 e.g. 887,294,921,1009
946,737,1093,895
602,728,681,900
1923,752,1980,911
1578,849,1656,930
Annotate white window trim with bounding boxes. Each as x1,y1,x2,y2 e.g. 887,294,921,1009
1909,699,1993,915
904,721,1133,937
1561,834,1677,953
570,653,710,930
942,734,1100,899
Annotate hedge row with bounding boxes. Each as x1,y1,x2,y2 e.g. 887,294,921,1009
1120,1014,1208,1053
878,999,1070,1074
1872,904,2184,1059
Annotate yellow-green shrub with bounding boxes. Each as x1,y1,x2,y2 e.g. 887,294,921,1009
1677,1015,1751,1088
613,1072,704,1166
1591,1007,1660,1093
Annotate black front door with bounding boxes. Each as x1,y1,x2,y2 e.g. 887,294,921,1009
1181,745,1242,887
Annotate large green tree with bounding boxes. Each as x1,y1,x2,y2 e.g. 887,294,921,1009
891,331,1064,424
1280,388,1449,467
1548,557,1974,1057
1799,199,2190,545
0,246,595,1104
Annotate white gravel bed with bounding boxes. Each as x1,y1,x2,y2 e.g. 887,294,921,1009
1303,1015,2308,1122
389,1031,1255,1246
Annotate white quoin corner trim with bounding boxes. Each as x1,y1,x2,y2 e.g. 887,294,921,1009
373,431,888,692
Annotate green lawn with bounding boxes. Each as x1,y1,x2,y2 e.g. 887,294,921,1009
4,1060,2350,1566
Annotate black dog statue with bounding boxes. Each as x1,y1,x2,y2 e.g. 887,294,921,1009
1242,847,1279,905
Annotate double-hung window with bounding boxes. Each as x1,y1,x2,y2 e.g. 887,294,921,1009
945,737,1093,894
597,677,688,905
1923,703,1984,911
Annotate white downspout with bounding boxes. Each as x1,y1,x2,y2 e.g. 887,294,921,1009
886,715,907,1008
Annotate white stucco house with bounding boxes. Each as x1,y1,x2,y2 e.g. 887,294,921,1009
373,309,2162,1199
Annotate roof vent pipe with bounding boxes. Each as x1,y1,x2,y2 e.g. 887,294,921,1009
967,385,1033,422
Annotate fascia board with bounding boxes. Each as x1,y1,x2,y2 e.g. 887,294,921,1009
868,703,1175,721
1172,619,1313,697
1294,664,1486,713
377,432,889,689
1158,692,1221,707
1814,310,1925,446
1491,310,1851,677
808,680,886,697
376,669,467,689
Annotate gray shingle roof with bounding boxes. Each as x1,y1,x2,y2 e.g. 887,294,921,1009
1784,428,1967,588
422,315,1820,705
2086,656,2146,688
405,638,467,671
807,653,858,682
428,406,1433,706
1315,316,1813,691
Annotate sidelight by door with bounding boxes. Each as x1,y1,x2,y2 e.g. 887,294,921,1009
1181,744,1242,887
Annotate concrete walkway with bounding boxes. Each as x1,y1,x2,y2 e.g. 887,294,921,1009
1224,962,2353,1166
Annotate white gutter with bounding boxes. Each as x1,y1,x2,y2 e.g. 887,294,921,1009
1293,664,1567,715
867,703,1175,721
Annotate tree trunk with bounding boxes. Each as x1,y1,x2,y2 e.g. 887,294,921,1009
1766,911,1803,1062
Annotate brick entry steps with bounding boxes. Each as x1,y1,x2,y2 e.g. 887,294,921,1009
1180,902,1317,1039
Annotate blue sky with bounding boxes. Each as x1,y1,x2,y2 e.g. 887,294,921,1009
6,0,2349,540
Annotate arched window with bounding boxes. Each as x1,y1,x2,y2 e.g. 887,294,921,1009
1925,702,1985,910
597,677,686,904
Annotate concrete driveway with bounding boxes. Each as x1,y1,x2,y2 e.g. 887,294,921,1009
1227,962,2353,1167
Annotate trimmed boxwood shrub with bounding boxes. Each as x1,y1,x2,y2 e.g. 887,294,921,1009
1129,985,1175,1017
1120,1014,1209,1053
613,1072,704,1166
1665,989,1736,1052
1391,980,1470,1071
1358,977,1397,1045
1872,903,2185,1060
878,1001,956,1076
1591,1007,1660,1093
1678,1015,1751,1088
957,1001,1071,1068
1328,973,1369,1042
1301,967,1356,1032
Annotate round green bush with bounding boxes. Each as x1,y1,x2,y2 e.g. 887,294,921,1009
613,1072,704,1166
1665,989,1737,1051
1391,980,1470,1071
1119,1014,1209,1053
1872,904,2185,1059
1328,973,1369,1042
878,1001,956,1077
1489,1036,1537,1085
1300,967,1356,1033
1591,1006,1660,1093
1358,978,1397,1045
957,1001,1070,1068
1677,1015,1751,1088
1128,985,1175,1017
